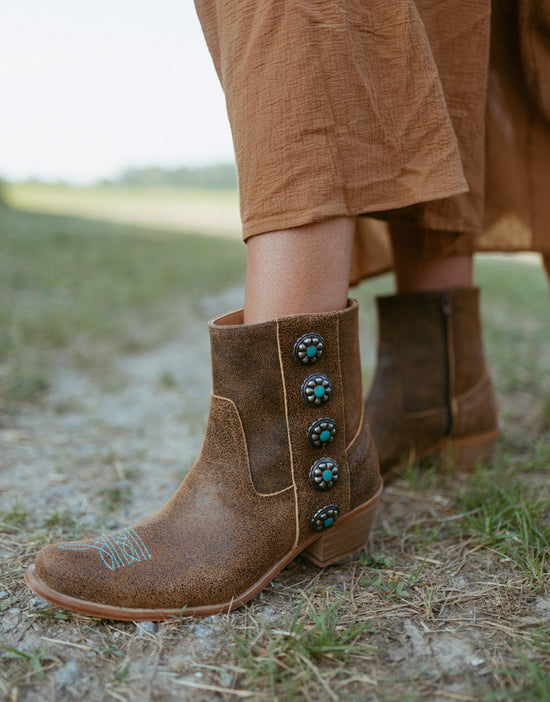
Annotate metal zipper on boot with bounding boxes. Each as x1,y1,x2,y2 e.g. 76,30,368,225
440,291,453,436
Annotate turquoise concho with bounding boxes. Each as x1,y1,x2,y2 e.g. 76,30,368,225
301,373,332,406
293,333,325,365
307,417,336,448
311,504,339,532
309,458,339,491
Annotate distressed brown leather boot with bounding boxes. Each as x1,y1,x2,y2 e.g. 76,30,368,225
26,300,381,621
364,287,499,478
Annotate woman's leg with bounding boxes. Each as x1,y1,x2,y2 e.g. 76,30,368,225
390,223,473,292
244,218,354,323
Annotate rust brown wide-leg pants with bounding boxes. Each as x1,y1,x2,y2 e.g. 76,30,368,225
195,0,550,284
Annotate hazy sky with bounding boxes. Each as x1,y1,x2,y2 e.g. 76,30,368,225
1,1,234,183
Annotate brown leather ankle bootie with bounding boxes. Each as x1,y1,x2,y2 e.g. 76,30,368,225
364,287,499,478
26,300,381,621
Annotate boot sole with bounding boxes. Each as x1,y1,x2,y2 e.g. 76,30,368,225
383,427,500,483
25,481,382,622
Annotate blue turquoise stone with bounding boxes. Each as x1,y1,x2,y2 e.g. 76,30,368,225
314,386,325,398
323,470,333,482
324,517,334,528
320,430,331,442
307,346,317,358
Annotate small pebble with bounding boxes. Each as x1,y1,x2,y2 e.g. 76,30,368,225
256,607,279,624
219,671,233,687
202,615,221,625
136,620,158,634
54,659,80,687
191,624,211,638
29,596,51,608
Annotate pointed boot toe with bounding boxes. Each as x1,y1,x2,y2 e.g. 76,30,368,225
26,300,382,621
29,530,157,614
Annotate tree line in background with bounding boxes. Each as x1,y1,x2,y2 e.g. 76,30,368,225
100,163,238,189
0,163,238,191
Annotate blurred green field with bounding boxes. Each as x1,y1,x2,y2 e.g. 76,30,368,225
5,182,241,237
0,185,246,405
2,182,550,429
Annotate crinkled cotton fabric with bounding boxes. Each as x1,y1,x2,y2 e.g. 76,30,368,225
195,0,550,283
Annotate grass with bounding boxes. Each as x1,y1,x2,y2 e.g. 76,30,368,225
1,185,549,701
485,627,550,701
0,191,246,405
476,256,550,399
455,464,550,586
234,596,374,699
0,645,61,684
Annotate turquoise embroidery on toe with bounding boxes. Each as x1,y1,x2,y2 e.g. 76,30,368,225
58,527,151,571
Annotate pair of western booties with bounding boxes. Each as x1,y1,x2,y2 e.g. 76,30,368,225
25,287,499,621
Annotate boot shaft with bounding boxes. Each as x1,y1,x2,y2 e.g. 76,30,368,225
366,286,499,474
209,300,367,511
375,287,488,414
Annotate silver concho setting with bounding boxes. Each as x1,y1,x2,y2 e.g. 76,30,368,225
309,458,339,491
311,504,339,532
293,333,325,365
307,417,337,448
301,373,332,406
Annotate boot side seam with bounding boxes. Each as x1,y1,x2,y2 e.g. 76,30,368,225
454,368,491,403
335,314,351,513
335,314,347,448
276,322,300,549
211,393,294,498
403,406,447,420
346,402,365,453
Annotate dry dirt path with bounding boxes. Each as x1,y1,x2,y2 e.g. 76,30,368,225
1,286,549,701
